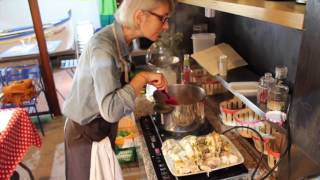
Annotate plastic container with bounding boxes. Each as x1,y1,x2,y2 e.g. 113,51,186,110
219,98,246,126
191,69,226,95
115,147,137,164
229,81,259,97
265,111,287,126
267,145,280,171
191,33,216,52
234,108,264,138
252,133,274,155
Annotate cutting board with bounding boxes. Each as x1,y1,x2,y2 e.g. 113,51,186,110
191,43,247,76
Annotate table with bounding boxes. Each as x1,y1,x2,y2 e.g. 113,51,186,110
0,108,42,179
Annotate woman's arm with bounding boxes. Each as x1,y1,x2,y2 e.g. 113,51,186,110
90,49,136,123
90,49,167,123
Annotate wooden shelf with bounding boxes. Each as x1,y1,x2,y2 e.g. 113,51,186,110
178,0,305,30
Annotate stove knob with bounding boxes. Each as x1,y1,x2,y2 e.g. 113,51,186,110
150,136,155,142
162,175,171,180
160,171,168,176
154,148,161,156
155,157,162,163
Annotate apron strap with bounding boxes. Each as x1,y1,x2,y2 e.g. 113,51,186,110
112,25,129,83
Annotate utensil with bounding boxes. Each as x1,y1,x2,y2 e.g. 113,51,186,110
149,80,178,105
162,90,178,105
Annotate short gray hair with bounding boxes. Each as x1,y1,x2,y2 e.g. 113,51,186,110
115,0,175,29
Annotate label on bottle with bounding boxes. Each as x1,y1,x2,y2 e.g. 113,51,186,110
182,69,191,84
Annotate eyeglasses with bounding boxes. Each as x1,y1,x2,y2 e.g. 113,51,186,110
146,11,169,24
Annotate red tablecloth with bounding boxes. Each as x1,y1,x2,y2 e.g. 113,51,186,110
0,108,42,180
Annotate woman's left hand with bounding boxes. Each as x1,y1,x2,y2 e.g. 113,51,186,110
140,72,168,91
129,71,168,95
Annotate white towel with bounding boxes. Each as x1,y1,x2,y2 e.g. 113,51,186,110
90,137,123,180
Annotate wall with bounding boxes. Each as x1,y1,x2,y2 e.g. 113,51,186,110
289,0,320,165
214,11,302,85
0,0,101,30
174,3,303,85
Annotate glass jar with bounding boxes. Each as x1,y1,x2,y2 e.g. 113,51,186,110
267,84,289,112
257,73,275,105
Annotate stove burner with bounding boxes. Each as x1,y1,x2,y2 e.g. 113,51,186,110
139,115,248,180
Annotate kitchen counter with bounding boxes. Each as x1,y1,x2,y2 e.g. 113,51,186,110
133,93,274,179
133,96,157,180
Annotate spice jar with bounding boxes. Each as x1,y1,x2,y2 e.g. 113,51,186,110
267,84,289,112
257,73,275,105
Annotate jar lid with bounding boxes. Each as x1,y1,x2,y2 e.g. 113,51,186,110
260,72,275,86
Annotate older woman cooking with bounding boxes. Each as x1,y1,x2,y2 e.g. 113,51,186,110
63,0,175,179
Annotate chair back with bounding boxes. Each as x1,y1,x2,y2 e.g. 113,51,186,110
0,68,5,87
4,64,43,93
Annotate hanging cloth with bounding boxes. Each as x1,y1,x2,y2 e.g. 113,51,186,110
99,0,117,27
89,137,123,180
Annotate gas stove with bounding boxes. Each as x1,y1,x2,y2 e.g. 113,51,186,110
139,114,249,180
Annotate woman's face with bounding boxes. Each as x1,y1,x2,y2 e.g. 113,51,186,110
138,3,171,41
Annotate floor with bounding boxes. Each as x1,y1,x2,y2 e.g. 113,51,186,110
20,69,71,180
19,69,145,180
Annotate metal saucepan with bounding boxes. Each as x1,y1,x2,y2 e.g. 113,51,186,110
153,84,206,133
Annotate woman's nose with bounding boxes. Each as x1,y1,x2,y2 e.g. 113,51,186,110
162,21,169,31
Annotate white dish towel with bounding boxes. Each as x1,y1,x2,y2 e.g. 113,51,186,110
90,137,123,180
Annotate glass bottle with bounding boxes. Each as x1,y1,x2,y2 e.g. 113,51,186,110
267,84,289,112
257,73,275,105
218,55,228,79
182,54,192,84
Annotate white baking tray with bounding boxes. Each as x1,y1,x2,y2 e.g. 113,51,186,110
162,135,245,177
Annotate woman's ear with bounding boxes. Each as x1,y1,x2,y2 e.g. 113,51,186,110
134,9,144,27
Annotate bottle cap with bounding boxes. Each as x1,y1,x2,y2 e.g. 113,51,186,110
183,54,190,66
275,65,288,80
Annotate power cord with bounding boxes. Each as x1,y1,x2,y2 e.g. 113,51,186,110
260,117,291,179
260,101,292,179
222,126,264,180
222,117,292,179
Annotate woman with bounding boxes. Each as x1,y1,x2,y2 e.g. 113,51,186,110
63,0,174,179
